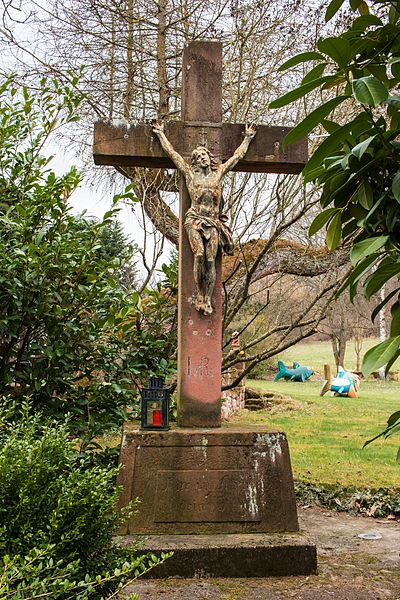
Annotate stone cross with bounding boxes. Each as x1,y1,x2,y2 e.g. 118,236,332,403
93,41,307,429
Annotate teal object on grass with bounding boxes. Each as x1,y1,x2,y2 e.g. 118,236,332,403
274,360,314,382
329,366,360,397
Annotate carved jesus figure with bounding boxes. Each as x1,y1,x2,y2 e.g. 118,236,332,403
152,122,256,315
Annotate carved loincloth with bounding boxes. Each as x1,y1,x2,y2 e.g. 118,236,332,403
185,207,234,255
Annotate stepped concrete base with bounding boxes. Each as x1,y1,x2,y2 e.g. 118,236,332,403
117,426,300,535
121,533,317,577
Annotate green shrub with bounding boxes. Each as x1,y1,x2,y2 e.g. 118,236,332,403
0,75,176,443
295,480,400,519
0,407,168,598
1,547,155,600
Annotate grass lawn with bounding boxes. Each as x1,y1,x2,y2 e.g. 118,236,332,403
233,376,400,489
276,337,400,374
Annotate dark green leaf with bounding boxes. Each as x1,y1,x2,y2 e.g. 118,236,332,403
386,201,400,233
364,261,400,299
385,95,400,108
337,252,379,297
363,190,387,228
371,287,400,322
321,119,341,134
309,208,340,236
302,63,327,85
354,180,373,209
390,302,400,336
328,171,348,191
366,64,389,84
388,410,400,427
384,350,400,378
392,170,400,202
283,96,348,150
351,14,383,29
325,0,346,22
389,5,400,24
277,51,325,72
342,219,359,239
269,76,336,109
349,115,375,139
388,109,400,132
317,37,351,68
352,76,389,107
326,211,342,250
357,0,369,15
350,236,388,265
304,165,326,181
303,123,354,181
351,135,377,159
362,336,400,377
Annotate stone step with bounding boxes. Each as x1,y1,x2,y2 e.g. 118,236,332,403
122,532,317,578
244,399,272,410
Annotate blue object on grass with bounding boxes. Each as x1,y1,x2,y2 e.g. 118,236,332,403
274,360,314,382
320,365,360,398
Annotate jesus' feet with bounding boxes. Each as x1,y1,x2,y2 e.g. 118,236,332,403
194,293,213,315
203,297,213,315
195,293,204,313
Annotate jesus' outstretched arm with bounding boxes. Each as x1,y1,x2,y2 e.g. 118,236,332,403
219,123,257,178
152,121,189,176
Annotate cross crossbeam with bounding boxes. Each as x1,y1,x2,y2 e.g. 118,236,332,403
94,121,307,174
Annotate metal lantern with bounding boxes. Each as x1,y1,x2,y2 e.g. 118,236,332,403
140,377,170,430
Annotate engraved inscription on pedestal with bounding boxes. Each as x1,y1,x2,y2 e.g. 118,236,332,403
154,469,261,522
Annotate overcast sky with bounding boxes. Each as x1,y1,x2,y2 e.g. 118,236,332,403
50,145,140,240
45,135,174,276
0,3,171,270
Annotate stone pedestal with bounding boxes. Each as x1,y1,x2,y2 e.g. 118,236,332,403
117,426,299,535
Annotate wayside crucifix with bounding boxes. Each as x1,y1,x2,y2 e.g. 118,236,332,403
93,41,307,428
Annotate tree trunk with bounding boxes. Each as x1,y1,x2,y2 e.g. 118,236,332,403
378,284,386,380
354,335,363,372
157,0,169,119
124,0,135,120
330,331,347,371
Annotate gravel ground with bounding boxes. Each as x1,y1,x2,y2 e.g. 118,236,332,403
121,506,400,600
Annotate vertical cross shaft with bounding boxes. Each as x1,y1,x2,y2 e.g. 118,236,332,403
177,41,223,427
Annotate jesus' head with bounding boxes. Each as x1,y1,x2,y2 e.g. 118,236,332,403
191,146,219,171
